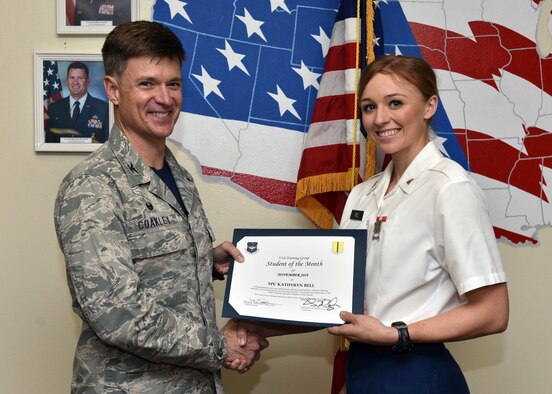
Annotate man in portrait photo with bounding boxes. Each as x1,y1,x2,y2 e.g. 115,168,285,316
45,61,109,143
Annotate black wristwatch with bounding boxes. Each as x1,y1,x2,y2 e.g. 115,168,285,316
391,321,413,353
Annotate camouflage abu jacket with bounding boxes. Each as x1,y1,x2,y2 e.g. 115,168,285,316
54,125,227,393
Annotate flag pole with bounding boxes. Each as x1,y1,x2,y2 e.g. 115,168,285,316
350,0,376,191
349,0,362,191
340,0,373,354
364,0,377,181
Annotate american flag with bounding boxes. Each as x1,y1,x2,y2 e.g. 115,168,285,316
154,0,340,207
296,0,384,230
43,60,63,110
154,0,552,245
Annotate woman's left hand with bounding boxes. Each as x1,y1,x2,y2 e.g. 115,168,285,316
328,311,398,346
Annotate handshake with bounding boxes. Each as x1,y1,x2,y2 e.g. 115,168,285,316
220,319,272,374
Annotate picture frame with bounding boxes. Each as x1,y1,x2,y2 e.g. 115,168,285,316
57,0,139,35
34,52,113,152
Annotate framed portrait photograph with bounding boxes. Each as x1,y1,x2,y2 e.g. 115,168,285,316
57,0,139,35
34,52,112,152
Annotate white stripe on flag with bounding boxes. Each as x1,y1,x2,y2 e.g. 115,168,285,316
329,17,362,48
303,119,364,148
170,113,304,183
317,69,359,97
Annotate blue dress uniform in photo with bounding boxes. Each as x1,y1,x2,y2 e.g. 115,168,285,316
46,95,109,143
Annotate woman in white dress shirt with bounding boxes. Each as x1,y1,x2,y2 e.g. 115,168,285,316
327,55,509,393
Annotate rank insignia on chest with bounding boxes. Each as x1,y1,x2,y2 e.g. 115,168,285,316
99,4,115,15
350,210,364,221
372,216,387,240
88,115,103,129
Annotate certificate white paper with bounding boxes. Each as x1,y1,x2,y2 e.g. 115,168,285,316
222,229,367,327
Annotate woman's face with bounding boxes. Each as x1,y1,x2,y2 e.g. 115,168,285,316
360,72,437,165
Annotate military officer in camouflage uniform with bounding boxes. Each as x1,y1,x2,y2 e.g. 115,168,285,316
54,21,267,393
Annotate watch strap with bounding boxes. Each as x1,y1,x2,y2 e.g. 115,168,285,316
391,321,413,353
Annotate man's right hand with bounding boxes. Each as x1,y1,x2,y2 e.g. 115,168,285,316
221,319,269,373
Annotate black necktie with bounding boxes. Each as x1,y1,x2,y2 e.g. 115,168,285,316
72,101,80,125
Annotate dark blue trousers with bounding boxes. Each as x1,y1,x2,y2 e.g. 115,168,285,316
347,343,470,394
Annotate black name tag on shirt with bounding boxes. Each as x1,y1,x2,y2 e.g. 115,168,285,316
350,210,364,221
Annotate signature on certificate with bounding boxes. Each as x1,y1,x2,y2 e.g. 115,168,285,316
244,297,276,307
302,297,340,311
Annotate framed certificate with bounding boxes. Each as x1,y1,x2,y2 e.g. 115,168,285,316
57,0,139,35
222,228,367,327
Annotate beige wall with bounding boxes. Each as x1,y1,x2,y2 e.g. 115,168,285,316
1,1,549,393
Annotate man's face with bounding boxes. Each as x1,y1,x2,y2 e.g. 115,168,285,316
66,68,90,99
107,56,182,145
